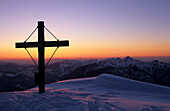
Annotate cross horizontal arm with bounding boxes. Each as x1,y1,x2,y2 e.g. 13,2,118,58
45,40,69,47
15,40,69,48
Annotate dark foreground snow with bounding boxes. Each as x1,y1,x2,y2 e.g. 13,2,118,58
0,74,170,111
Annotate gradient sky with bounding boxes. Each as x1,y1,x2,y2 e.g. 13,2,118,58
0,0,170,59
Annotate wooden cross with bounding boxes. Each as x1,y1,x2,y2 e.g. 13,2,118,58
15,21,69,93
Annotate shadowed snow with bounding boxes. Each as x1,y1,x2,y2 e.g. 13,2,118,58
0,74,170,111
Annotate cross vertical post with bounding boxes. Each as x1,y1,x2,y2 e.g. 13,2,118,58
38,21,45,93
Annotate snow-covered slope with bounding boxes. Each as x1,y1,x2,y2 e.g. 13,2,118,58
0,74,170,111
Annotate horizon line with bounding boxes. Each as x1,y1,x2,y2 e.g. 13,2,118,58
1,56,170,60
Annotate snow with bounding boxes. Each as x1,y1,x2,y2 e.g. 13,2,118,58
0,74,170,111
0,73,17,77
98,56,143,68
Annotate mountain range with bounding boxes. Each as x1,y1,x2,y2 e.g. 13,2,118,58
0,56,170,92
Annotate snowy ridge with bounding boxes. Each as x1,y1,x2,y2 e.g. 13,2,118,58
98,56,146,68
64,56,170,88
96,74,170,95
47,59,98,77
0,74,170,111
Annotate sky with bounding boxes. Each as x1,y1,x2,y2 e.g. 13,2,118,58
0,0,170,60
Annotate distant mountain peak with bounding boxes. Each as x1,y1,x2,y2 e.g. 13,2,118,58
152,60,159,62
123,56,134,61
115,57,121,60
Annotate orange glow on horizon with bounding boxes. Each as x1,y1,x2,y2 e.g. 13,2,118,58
1,46,170,60
1,36,170,60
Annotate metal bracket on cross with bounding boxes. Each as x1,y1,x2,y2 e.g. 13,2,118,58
15,21,69,93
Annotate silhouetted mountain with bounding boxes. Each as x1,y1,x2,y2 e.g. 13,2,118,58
0,57,170,92
0,62,36,92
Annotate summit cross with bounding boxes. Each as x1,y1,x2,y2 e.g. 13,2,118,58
15,21,69,93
